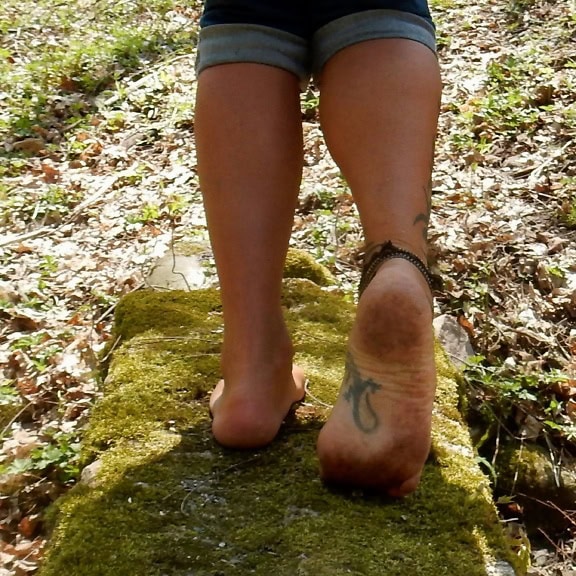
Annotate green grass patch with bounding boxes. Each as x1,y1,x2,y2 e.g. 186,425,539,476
0,0,200,139
450,50,557,156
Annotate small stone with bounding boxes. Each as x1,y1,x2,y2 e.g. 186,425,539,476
485,561,516,575
532,549,550,567
433,314,475,368
519,414,543,440
0,281,20,303
145,254,207,291
80,459,103,488
198,451,215,460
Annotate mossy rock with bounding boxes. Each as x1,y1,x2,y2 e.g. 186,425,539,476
0,401,21,429
40,281,518,576
283,249,335,286
495,441,576,535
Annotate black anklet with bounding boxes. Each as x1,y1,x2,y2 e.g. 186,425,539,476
358,241,439,297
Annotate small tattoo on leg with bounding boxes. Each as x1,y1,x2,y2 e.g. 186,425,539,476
343,354,382,434
413,182,432,242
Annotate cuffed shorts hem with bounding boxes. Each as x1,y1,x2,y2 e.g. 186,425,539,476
312,10,436,78
195,9,437,85
196,24,309,81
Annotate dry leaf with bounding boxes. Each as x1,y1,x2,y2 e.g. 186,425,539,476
41,162,60,183
14,244,34,255
12,139,45,154
567,400,576,422
15,378,39,397
31,125,50,140
457,315,475,338
551,381,576,400
59,76,78,92
10,316,40,332
17,516,41,539
79,141,103,160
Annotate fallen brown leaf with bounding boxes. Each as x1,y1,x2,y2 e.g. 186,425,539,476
40,162,60,183
12,139,45,155
17,516,41,540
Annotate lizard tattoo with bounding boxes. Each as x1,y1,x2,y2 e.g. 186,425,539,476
343,354,382,434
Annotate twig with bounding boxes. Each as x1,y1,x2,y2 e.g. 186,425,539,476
180,491,194,515
134,336,218,343
64,174,119,224
0,227,49,247
304,379,333,409
444,350,474,366
543,431,562,489
93,281,145,325
537,527,562,555
512,440,523,494
530,498,576,527
0,401,33,440
98,335,122,364
512,141,571,180
528,142,572,184
0,174,119,248
170,226,192,291
101,53,195,108
219,455,261,474
491,421,502,471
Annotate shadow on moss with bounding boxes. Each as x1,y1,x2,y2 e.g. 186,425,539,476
42,429,509,576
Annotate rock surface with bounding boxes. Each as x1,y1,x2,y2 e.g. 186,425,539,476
495,442,576,535
433,314,476,368
40,272,518,576
145,253,208,291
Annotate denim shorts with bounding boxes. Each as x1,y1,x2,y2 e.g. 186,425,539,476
196,1,436,83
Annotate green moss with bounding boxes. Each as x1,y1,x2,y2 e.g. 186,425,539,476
0,401,21,429
171,241,211,257
41,282,517,576
559,202,576,229
283,249,335,286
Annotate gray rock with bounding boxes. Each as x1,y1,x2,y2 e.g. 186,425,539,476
433,314,475,368
486,561,517,576
80,459,103,488
145,254,208,291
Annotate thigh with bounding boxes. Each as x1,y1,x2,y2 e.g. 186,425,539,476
311,1,437,81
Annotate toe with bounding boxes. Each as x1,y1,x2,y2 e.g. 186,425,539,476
209,379,225,415
386,473,422,498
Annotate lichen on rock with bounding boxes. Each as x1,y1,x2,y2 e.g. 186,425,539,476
40,277,518,576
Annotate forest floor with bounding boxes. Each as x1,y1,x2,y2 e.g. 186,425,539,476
1,0,576,574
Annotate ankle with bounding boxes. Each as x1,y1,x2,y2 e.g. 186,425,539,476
221,321,293,373
364,238,428,267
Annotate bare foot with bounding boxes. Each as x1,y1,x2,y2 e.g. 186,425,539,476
317,259,436,497
210,334,306,448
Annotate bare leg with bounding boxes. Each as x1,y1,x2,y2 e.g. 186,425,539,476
316,39,441,496
195,64,306,448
